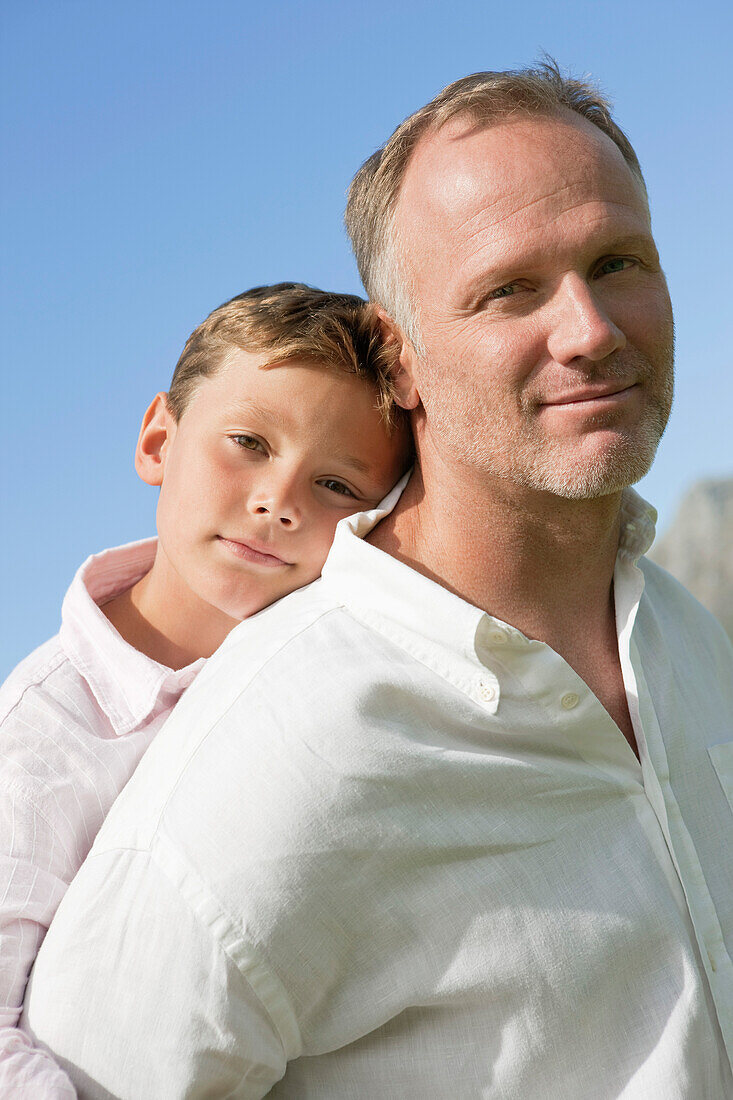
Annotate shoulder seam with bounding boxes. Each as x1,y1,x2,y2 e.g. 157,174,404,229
81,838,303,1061
0,648,71,726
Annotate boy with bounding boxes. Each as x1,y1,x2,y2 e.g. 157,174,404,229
0,283,411,1095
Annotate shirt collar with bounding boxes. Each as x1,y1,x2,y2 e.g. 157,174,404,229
321,474,658,679
321,473,502,711
59,539,205,736
618,487,657,560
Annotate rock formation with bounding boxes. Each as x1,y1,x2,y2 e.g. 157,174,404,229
650,477,733,641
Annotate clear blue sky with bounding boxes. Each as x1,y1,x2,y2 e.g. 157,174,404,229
2,0,731,677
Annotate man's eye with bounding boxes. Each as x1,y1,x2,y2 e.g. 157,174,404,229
487,283,517,300
232,434,265,453
595,257,634,277
319,478,356,498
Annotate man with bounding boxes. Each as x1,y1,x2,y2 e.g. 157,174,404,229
21,64,733,1098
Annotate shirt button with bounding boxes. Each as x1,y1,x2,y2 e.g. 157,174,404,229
488,629,508,645
479,682,496,702
561,692,580,710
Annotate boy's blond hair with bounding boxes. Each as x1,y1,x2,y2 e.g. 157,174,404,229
167,283,401,429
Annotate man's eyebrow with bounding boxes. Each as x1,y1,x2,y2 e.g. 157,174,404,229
459,231,658,302
596,231,657,253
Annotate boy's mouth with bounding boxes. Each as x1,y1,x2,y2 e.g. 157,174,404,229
216,536,292,568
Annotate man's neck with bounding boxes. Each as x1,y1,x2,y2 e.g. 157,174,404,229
368,459,638,753
369,462,623,639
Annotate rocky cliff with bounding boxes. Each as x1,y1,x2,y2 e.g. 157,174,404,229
649,477,733,641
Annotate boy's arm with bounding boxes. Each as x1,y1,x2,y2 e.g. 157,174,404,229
0,789,77,1097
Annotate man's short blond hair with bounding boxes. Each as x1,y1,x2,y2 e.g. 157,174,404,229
345,60,645,348
167,283,401,429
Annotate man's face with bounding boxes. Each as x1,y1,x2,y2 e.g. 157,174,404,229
393,110,674,499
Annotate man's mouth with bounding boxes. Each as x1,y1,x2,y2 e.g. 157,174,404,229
539,382,639,409
216,536,292,567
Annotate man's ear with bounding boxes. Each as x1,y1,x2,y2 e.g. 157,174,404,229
135,393,176,487
376,308,421,411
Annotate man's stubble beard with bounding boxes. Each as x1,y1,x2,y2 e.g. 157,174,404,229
418,342,675,501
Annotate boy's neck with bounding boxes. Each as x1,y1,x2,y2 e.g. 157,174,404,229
102,551,239,670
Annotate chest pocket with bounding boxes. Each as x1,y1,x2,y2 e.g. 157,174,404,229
709,742,733,814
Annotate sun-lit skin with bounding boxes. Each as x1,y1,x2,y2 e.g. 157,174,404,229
387,110,674,502
103,353,409,669
370,109,675,748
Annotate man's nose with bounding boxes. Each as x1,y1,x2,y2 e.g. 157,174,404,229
546,276,626,366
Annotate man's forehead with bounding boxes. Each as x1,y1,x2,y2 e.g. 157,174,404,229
395,110,647,240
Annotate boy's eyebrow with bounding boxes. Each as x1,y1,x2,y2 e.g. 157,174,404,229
224,400,289,430
223,402,376,478
330,452,372,476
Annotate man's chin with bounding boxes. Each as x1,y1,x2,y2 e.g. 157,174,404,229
521,436,662,501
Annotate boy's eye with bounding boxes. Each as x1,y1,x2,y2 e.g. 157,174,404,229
318,478,357,498
232,434,266,453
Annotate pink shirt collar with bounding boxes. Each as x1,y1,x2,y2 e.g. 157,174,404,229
59,538,205,736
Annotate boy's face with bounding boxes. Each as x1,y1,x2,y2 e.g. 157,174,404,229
142,351,409,623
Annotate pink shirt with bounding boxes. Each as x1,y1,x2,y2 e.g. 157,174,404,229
0,539,204,1097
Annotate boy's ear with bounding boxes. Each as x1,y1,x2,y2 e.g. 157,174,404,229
376,307,421,411
135,393,176,487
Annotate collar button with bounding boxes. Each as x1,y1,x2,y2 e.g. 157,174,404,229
479,681,497,702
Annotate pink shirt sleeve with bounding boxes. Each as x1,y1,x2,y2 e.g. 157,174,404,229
0,791,77,1097
0,540,202,1096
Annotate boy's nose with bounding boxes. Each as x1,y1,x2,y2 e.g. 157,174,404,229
250,490,302,528
253,503,298,527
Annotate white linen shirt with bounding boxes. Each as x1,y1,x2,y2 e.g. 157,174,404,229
21,482,733,1098
0,540,203,1098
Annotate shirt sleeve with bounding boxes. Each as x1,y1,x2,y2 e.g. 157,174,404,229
21,844,290,1099
0,789,78,1097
